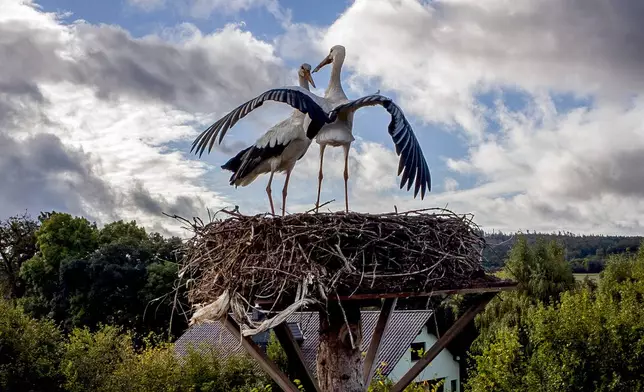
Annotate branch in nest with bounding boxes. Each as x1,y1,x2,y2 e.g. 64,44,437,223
179,207,494,333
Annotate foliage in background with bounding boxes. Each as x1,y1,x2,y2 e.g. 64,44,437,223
0,299,63,391
483,231,642,272
3,210,644,391
8,212,187,339
466,239,644,392
0,213,38,299
0,299,270,392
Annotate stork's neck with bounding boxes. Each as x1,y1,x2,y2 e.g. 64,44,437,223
298,75,310,90
325,55,346,99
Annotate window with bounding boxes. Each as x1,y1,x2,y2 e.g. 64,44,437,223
451,379,458,392
424,378,444,392
410,342,426,361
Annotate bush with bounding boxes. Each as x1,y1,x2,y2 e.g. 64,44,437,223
60,324,268,392
61,325,135,392
0,300,64,392
467,247,644,392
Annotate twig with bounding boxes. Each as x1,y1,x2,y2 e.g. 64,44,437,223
179,207,496,333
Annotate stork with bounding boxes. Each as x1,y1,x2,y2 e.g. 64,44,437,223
209,63,316,216
191,49,431,213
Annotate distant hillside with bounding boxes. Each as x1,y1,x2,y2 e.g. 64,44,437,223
482,232,643,272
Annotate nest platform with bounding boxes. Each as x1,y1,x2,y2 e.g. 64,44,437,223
177,207,517,392
180,208,513,323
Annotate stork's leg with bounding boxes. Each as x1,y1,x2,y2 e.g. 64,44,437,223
281,167,293,217
315,144,327,213
342,144,350,213
266,171,275,215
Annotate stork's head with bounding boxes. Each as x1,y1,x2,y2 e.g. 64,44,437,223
313,45,346,73
298,63,316,88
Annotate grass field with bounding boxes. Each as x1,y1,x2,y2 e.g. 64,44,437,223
573,273,601,282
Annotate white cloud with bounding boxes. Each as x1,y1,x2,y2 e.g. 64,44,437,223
300,0,644,139
185,0,279,18
0,0,291,235
444,178,459,192
331,95,644,235
269,0,644,234
126,0,165,12
5,0,644,237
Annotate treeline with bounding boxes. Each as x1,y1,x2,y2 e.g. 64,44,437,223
482,231,643,272
0,211,436,392
3,210,644,391
464,238,644,391
0,211,188,340
0,303,272,391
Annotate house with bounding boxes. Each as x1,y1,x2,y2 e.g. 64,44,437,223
174,310,461,392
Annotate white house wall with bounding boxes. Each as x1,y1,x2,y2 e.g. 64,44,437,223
386,326,461,392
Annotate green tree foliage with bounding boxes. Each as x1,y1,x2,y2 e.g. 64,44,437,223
98,220,149,245
61,325,135,392
0,300,64,392
483,231,642,272
18,213,187,338
476,237,575,331
0,299,270,391
504,237,576,303
467,241,644,392
20,212,99,320
265,331,288,375
0,213,39,299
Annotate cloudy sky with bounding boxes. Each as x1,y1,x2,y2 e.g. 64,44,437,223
2,0,644,236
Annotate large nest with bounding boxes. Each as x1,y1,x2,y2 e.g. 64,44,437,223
178,208,497,333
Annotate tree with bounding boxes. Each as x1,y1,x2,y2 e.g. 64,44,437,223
98,220,148,246
467,242,644,391
504,236,576,303
60,242,150,332
0,213,39,299
19,212,99,320
17,213,186,337
0,299,64,392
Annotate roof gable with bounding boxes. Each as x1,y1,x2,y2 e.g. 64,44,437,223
175,310,433,378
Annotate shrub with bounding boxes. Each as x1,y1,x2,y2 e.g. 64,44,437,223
0,300,64,392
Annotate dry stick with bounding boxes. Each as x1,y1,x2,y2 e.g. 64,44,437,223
182,208,491,327
303,199,335,214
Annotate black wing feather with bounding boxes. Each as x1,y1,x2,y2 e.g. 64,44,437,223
221,142,289,186
191,88,329,158
329,95,432,199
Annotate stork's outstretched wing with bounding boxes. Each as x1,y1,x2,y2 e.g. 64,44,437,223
330,95,432,199
191,86,329,157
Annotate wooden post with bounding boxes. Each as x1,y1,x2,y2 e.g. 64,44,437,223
363,298,397,386
390,293,496,392
274,322,321,392
222,315,299,392
317,301,363,392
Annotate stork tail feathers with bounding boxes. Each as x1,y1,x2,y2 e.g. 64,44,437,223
221,143,289,187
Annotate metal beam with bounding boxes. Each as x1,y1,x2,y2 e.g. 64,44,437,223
222,315,299,392
390,293,497,392
363,298,397,387
274,322,321,392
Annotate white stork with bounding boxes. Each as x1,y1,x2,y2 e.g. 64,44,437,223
191,47,431,213
200,63,316,216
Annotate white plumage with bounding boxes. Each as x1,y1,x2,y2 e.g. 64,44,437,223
217,63,316,216
192,46,431,215
308,45,432,213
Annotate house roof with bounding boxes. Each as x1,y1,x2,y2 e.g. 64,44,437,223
174,310,433,378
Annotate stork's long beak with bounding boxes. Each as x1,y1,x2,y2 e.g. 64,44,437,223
313,54,333,73
305,71,316,88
